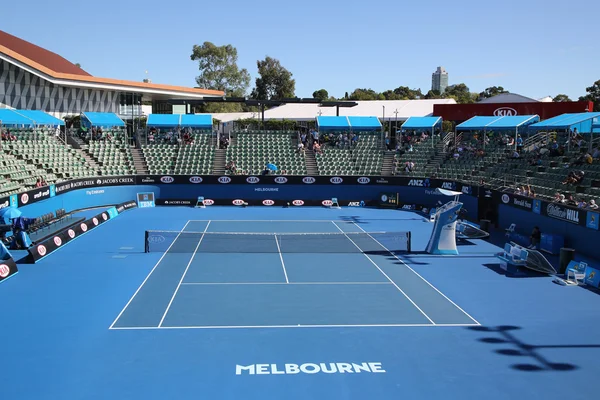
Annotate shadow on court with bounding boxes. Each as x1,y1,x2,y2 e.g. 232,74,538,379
468,325,600,372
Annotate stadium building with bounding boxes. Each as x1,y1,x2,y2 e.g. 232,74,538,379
0,30,223,120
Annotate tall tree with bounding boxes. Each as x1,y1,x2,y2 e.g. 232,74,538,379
190,42,250,96
312,89,329,102
392,86,423,100
424,90,442,99
251,56,296,100
445,83,477,104
553,94,572,102
478,86,509,100
348,88,380,101
579,79,600,111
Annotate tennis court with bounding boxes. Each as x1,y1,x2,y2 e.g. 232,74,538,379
111,219,479,329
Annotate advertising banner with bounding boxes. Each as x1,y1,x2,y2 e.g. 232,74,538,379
586,212,599,230
542,202,584,225
156,198,376,207
0,257,18,283
379,192,399,208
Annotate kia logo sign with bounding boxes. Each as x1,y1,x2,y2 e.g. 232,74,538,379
68,229,75,238
233,199,245,206
160,176,175,184
203,199,215,206
0,264,9,278
21,193,29,204
189,176,203,184
218,176,232,184
357,177,370,184
92,218,99,226
322,200,333,206
81,223,88,232
102,213,108,221
148,235,165,243
53,236,62,246
292,200,304,206
330,177,343,184
501,194,510,204
302,177,316,184
262,199,275,206
274,177,288,184
37,245,47,256
494,107,517,117
246,176,260,184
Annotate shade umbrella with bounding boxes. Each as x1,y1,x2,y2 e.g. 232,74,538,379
0,207,21,224
266,163,277,171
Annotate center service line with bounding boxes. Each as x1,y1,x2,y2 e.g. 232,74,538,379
331,221,436,325
274,234,289,283
158,220,212,327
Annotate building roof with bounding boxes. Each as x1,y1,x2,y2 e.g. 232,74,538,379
477,93,538,104
457,115,540,131
221,99,456,122
0,30,223,98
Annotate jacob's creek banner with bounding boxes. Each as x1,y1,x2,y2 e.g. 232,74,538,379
27,202,137,263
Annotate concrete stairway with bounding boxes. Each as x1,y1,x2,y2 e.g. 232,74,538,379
212,148,226,175
381,152,395,175
130,146,148,174
304,149,319,175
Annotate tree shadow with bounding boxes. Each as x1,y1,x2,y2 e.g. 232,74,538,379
469,325,600,372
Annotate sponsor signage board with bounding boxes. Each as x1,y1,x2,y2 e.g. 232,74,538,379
0,257,18,283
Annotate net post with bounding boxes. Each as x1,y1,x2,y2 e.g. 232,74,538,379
144,230,149,253
407,231,411,253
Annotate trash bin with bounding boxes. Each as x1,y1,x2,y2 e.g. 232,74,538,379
559,248,575,274
479,219,491,233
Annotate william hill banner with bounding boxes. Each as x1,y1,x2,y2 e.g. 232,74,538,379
542,202,583,225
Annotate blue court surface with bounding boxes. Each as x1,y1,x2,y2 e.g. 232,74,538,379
1,206,600,400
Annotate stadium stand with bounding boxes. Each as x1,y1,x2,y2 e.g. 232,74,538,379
314,132,383,175
225,131,306,175
81,129,137,175
173,131,215,175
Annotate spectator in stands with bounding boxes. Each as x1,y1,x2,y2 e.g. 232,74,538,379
297,142,305,154
592,147,600,159
562,170,584,185
511,150,520,159
577,199,587,208
588,200,598,210
553,192,563,202
566,194,577,206
529,226,541,250
404,161,414,173
226,161,236,174
516,135,523,151
313,141,323,154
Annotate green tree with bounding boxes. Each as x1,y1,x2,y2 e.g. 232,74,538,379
442,120,454,133
312,89,329,102
478,86,508,100
348,88,380,101
392,86,423,100
251,56,296,100
553,94,572,102
424,90,442,99
190,42,250,96
579,79,600,111
445,83,477,104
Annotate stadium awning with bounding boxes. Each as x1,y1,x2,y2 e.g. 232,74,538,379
400,116,442,131
0,109,35,127
147,114,181,128
457,115,539,131
16,110,64,126
528,112,600,133
180,114,213,128
82,112,125,128
347,116,382,131
316,116,350,131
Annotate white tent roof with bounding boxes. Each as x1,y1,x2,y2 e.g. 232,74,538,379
213,99,456,123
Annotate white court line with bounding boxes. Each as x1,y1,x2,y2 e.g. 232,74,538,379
274,235,289,283
351,222,481,325
180,282,391,285
331,221,436,325
158,221,212,327
110,323,479,331
187,220,337,222
109,220,192,329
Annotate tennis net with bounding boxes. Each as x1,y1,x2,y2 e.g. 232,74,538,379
144,230,411,254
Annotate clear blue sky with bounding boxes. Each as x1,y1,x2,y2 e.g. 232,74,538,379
3,0,598,100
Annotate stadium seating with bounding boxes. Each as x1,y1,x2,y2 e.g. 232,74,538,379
82,129,137,175
141,143,178,175
225,131,306,175
393,134,440,176
173,132,215,175
315,132,383,175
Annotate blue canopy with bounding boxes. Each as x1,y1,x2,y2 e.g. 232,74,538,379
401,116,442,131
529,112,600,133
347,116,382,131
0,109,35,127
16,110,64,126
317,116,350,131
180,114,213,128
82,112,125,128
147,114,181,128
457,115,539,131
